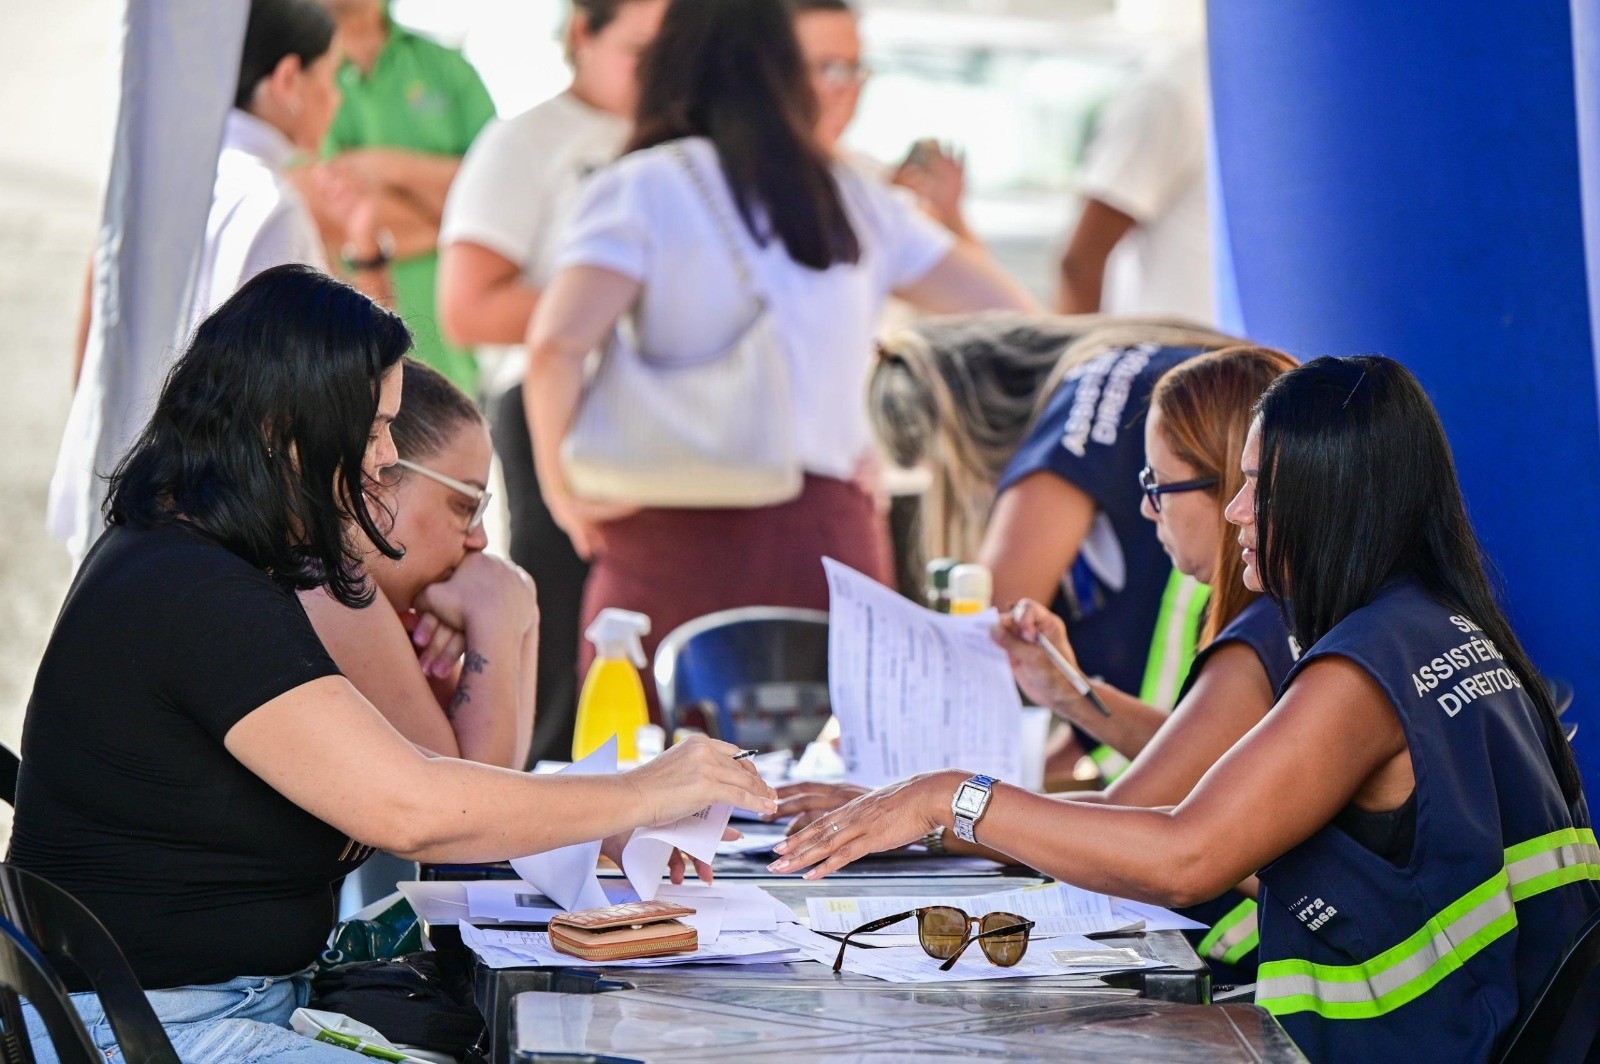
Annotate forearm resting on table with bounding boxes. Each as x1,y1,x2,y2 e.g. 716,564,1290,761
225,675,651,864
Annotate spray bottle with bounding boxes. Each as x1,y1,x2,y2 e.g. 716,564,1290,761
572,608,652,763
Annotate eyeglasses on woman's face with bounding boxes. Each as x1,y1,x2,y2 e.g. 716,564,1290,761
391,459,492,532
812,58,871,90
830,906,1033,973
1139,465,1219,514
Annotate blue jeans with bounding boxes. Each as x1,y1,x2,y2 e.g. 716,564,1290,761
22,969,359,1063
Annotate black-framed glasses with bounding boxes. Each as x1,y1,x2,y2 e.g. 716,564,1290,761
830,906,1034,973
1138,466,1218,513
392,459,492,531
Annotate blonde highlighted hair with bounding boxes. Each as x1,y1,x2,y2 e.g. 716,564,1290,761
870,313,1245,576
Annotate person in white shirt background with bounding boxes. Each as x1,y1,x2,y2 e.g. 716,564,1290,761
193,0,390,326
1056,40,1214,323
436,0,668,765
524,0,1035,718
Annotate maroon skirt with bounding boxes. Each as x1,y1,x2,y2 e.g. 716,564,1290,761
579,475,892,723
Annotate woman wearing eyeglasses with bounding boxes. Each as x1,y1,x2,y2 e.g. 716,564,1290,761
302,358,536,769
776,356,1600,1064
781,343,1298,983
864,315,1242,782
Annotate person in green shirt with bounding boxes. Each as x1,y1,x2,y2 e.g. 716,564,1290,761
318,0,496,395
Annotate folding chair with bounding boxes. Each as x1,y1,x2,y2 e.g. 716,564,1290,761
0,865,177,1063
653,607,830,754
1497,905,1600,1064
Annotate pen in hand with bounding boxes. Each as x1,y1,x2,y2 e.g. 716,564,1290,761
732,749,761,762
1011,604,1112,718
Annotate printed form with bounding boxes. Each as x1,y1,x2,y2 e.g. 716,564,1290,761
824,558,1023,787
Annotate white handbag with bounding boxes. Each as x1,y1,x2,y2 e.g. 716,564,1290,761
560,142,803,509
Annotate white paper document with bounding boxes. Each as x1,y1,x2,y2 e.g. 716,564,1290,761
652,882,798,932
1109,897,1208,932
823,558,1023,787
622,800,734,901
459,921,800,970
509,739,618,911
463,881,564,925
507,736,737,906
805,883,1122,937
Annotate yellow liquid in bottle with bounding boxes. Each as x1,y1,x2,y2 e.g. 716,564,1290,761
572,657,648,762
947,598,985,616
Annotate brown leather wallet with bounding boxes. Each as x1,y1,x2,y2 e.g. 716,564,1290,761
547,900,699,962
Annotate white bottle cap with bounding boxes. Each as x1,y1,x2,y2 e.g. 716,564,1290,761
948,564,993,609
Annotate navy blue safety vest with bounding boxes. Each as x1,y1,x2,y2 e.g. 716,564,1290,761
1254,580,1599,1064
1176,595,1299,985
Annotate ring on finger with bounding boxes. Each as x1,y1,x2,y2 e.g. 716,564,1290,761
829,823,842,834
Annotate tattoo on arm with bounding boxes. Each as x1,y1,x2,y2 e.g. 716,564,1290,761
449,650,489,715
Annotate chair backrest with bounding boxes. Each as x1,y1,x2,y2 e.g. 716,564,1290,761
0,915,100,1064
0,865,178,1063
653,607,830,754
1497,904,1600,1064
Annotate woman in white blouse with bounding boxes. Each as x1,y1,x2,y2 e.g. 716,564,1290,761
525,0,1035,705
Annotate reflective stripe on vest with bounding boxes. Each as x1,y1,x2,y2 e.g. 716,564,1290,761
1088,743,1131,783
1198,897,1260,965
1257,827,1600,1020
1139,571,1210,710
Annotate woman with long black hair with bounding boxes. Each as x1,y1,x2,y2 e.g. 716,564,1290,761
773,355,1599,1064
11,266,773,1063
524,0,1034,710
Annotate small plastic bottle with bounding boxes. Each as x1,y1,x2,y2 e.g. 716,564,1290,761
572,609,652,762
925,558,956,613
947,563,993,616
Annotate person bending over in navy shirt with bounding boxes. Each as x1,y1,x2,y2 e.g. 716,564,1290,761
776,355,1598,1064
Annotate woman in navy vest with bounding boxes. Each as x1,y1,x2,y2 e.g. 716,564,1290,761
773,355,1598,1064
781,344,1300,982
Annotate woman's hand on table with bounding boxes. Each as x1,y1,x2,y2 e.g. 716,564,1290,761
767,770,963,879
993,599,1084,716
769,781,869,834
625,735,778,827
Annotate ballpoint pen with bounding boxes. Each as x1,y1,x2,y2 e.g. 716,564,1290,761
732,749,761,761
1011,604,1112,718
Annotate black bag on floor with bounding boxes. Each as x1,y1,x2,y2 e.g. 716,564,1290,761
310,951,483,1056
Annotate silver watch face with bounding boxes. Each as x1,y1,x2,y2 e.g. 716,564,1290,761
953,784,986,816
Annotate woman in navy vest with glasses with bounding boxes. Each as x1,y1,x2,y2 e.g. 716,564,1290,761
774,355,1599,1064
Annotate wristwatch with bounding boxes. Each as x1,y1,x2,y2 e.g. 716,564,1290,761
951,774,997,843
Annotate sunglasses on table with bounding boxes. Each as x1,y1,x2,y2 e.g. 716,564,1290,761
391,459,492,531
1138,465,1219,514
830,906,1034,973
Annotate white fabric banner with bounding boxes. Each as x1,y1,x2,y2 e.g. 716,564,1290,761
47,0,248,561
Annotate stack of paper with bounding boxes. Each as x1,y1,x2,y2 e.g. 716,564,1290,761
459,922,802,970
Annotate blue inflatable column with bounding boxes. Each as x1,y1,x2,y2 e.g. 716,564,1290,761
1208,1,1600,779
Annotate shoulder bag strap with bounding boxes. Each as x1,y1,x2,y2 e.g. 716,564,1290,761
665,140,769,311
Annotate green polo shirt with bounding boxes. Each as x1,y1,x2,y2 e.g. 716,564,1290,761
326,21,496,396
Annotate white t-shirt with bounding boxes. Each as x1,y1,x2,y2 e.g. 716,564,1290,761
1079,44,1214,323
439,91,629,390
554,136,954,480
441,91,628,289
190,109,327,329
